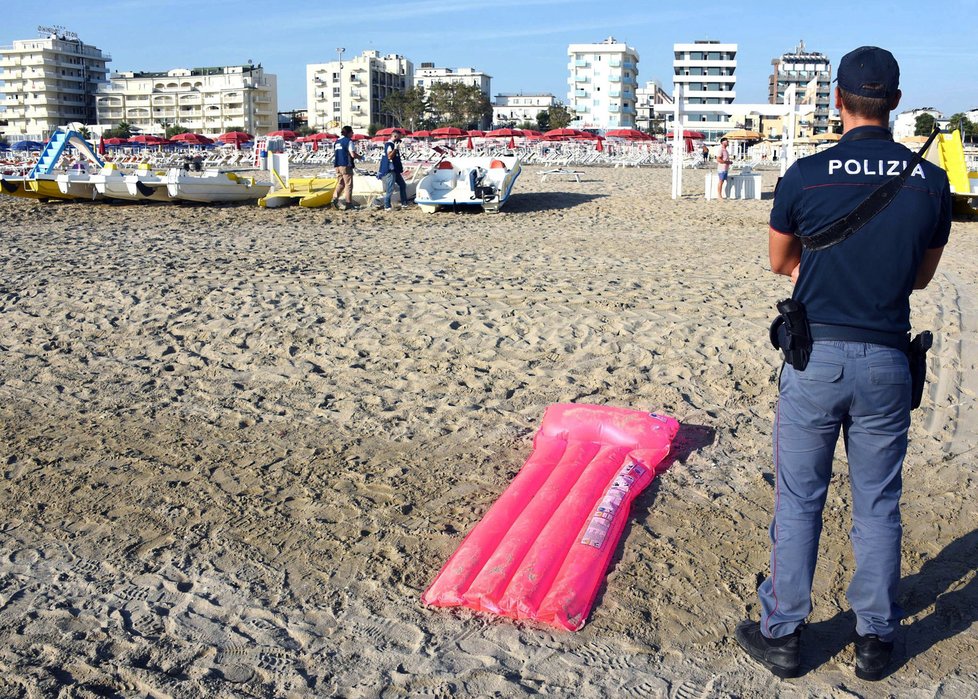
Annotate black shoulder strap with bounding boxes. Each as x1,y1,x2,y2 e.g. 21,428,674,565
801,127,942,252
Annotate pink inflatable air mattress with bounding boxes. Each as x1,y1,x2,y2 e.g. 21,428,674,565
423,403,680,630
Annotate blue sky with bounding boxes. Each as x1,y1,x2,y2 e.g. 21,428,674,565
4,0,976,115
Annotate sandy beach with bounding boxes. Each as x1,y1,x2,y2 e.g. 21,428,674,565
1,165,977,698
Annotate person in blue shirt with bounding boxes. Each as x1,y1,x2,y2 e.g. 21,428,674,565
333,125,361,210
378,130,408,211
735,46,952,681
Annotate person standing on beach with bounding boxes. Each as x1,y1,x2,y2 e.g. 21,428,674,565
333,125,360,210
735,46,951,681
716,138,731,198
379,130,408,211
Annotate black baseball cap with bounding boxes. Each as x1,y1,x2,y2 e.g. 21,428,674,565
836,46,900,99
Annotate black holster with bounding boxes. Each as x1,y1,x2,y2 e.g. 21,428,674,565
769,298,812,371
907,331,932,410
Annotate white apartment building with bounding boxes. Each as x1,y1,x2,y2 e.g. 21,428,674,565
95,64,277,138
492,93,559,127
0,27,110,142
567,37,640,130
673,40,737,139
414,64,491,96
634,80,672,133
893,107,945,141
769,41,832,134
306,51,412,132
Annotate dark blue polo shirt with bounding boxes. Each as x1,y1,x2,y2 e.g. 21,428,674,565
771,126,952,334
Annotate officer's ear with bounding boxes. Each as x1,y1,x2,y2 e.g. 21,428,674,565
888,89,902,112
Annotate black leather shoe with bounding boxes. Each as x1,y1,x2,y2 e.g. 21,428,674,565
854,633,893,681
735,620,801,679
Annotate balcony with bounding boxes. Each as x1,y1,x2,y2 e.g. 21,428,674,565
574,59,590,68
609,90,621,98
609,75,621,82
609,60,622,68
574,75,590,83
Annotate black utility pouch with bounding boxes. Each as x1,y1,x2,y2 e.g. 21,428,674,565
769,298,812,371
908,331,933,410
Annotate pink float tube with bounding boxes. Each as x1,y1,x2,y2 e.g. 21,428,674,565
423,403,680,630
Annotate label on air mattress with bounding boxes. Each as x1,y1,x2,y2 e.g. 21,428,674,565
580,461,647,549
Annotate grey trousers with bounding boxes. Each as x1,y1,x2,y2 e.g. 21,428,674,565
758,340,911,642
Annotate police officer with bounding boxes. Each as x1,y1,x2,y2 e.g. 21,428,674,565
735,47,952,681
333,125,361,210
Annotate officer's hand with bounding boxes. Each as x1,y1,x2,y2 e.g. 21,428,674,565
790,264,800,285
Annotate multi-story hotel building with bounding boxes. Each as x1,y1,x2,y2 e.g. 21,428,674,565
414,64,491,97
95,64,277,138
306,50,412,133
0,27,110,142
492,93,559,127
769,41,832,134
634,80,673,134
672,40,737,139
567,37,640,130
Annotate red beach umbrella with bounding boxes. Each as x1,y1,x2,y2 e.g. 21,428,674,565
605,128,649,140
431,127,466,139
103,137,131,146
97,136,106,155
217,131,253,144
267,130,298,141
130,134,167,145
466,135,474,149
508,137,516,149
596,138,604,152
666,130,705,139
543,128,581,139
307,132,338,142
467,130,486,137
409,130,431,139
351,133,367,141
486,128,523,138
521,129,542,137
169,132,214,145
376,127,407,137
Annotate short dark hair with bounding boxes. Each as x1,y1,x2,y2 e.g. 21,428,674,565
341,125,353,136
838,87,891,121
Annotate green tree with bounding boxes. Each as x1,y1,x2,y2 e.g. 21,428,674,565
426,83,491,129
382,86,428,132
295,125,316,137
102,121,133,139
914,112,936,136
546,104,573,130
536,110,550,131
947,113,974,141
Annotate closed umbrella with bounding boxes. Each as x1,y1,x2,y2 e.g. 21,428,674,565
466,135,474,149
508,137,516,149
97,136,106,155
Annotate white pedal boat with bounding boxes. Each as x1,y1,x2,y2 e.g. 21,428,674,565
415,155,521,213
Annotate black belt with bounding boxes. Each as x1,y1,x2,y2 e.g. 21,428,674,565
809,324,910,352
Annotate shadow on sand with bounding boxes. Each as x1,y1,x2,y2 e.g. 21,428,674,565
504,192,608,213
799,528,978,678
